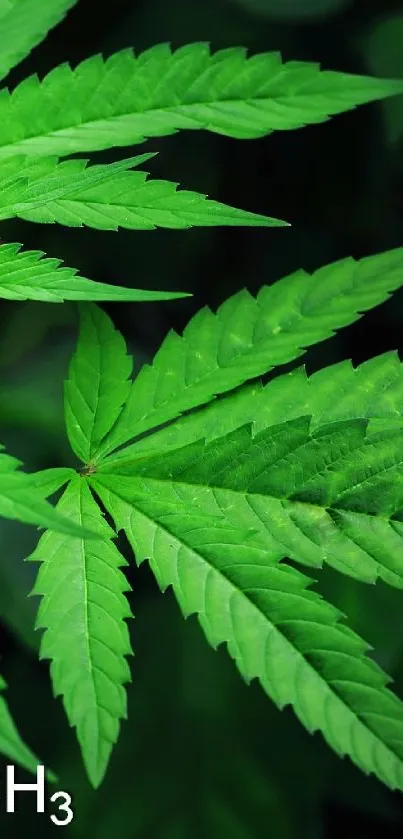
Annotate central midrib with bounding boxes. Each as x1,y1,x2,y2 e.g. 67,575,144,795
0,90,339,158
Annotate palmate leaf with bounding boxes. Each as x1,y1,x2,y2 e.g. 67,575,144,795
0,0,78,84
0,152,287,230
0,44,402,158
27,476,133,788
0,674,44,773
91,433,403,792
97,247,403,459
65,305,132,463
0,242,189,302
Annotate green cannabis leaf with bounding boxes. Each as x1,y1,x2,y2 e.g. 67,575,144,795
97,247,403,458
0,0,79,83
0,10,398,304
92,462,403,791
1,0,403,801
30,256,403,790
0,44,401,157
0,153,287,230
113,350,403,464
27,476,133,788
0,242,189,302
0,447,94,537
97,416,403,589
65,304,132,463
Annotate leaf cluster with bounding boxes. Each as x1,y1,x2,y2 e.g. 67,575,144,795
0,0,402,798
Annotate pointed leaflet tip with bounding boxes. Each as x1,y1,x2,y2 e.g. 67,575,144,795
0,154,288,231
0,240,193,303
376,78,403,96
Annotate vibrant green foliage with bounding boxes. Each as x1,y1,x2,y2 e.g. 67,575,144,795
65,305,132,462
28,476,133,788
0,242,189,302
28,275,403,791
98,416,403,588
0,152,285,230
0,0,78,83
104,351,403,465
0,0,403,808
0,445,93,536
98,247,403,457
92,467,403,792
0,44,402,158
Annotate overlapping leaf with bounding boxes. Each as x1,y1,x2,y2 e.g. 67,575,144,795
0,153,286,230
0,0,78,83
98,247,403,458
0,242,189,302
91,435,403,791
96,416,403,588
0,445,94,536
104,350,403,464
27,476,133,788
0,44,402,158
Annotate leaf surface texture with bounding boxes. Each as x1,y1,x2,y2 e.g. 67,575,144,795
0,0,78,83
65,304,132,463
0,44,402,157
28,476,133,787
99,248,403,457
0,154,286,230
92,433,403,791
0,242,189,302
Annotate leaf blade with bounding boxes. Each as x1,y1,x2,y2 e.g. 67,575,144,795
65,304,132,463
91,471,403,792
27,476,133,788
98,247,403,458
0,242,189,303
0,0,78,83
0,44,402,157
105,351,403,464
97,415,403,590
0,154,287,230
0,448,94,537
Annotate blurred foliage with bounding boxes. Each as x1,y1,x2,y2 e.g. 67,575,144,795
229,0,352,23
0,0,403,835
357,13,403,147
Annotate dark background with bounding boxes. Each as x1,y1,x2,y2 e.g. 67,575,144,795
1,0,403,835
